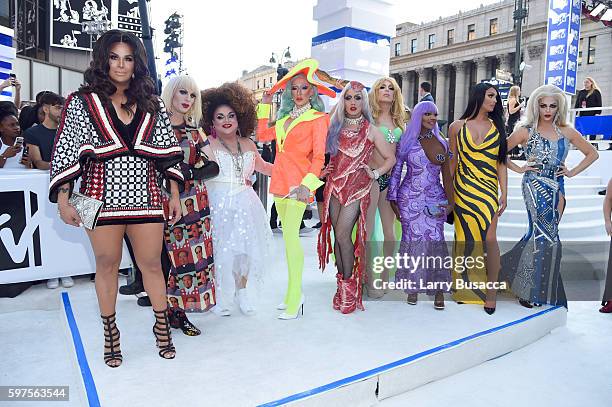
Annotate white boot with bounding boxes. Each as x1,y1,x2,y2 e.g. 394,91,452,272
236,288,255,316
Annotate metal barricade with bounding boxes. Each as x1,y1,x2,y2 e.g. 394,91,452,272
255,172,269,210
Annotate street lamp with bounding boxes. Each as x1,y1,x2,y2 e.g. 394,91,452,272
81,19,113,58
81,20,113,37
269,47,291,66
268,46,292,114
513,0,528,85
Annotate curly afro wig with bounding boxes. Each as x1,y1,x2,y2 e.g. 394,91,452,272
200,82,257,137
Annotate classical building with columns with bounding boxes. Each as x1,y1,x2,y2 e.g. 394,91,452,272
390,0,612,126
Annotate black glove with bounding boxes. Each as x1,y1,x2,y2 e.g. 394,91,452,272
184,161,220,181
261,143,273,163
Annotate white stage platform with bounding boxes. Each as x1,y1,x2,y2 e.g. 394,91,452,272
0,234,570,407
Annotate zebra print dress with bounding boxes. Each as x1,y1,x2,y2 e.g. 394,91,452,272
452,120,500,304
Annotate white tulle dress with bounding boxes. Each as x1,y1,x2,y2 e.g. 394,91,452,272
205,149,272,311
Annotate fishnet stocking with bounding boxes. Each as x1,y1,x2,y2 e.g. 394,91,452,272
329,195,361,280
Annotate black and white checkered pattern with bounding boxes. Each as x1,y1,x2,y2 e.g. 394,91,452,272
50,96,87,181
50,94,110,187
104,156,149,209
50,93,184,204
142,99,176,151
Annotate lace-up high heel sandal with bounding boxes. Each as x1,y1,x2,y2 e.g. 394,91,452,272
153,309,176,359
101,313,122,368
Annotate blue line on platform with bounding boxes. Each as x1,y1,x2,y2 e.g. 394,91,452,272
258,306,562,406
62,292,100,407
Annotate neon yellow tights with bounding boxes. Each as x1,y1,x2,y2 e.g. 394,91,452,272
274,197,307,314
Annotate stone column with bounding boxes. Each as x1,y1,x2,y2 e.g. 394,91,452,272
415,67,425,87
453,61,468,120
474,57,489,83
434,64,450,120
400,71,411,107
497,53,513,74
523,44,546,95
415,67,425,104
408,71,417,107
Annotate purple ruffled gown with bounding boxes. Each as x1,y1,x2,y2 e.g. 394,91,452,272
387,142,451,294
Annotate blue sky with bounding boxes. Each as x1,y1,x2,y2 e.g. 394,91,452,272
149,0,500,88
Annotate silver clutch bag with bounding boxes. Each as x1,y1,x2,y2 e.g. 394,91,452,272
69,192,103,229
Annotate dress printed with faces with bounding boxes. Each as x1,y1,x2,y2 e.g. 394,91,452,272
163,124,215,312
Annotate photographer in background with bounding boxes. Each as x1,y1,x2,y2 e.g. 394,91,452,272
0,75,21,109
507,85,525,159
0,108,28,169
24,92,65,170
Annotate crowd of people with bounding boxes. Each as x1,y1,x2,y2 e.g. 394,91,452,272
2,29,611,368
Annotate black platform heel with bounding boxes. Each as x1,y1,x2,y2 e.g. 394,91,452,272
101,313,122,368
169,308,201,336
153,309,176,359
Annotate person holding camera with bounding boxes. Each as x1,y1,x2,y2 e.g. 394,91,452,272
506,86,525,158
0,109,28,169
0,75,21,110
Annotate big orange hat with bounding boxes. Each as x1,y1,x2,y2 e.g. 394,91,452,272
268,58,336,98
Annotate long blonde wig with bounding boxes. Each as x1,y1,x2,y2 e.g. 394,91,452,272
584,76,600,97
161,75,202,126
369,77,407,132
517,84,568,129
508,85,520,101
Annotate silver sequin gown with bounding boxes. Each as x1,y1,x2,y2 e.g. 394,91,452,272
501,126,569,307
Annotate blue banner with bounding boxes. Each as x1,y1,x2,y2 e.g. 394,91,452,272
544,0,581,95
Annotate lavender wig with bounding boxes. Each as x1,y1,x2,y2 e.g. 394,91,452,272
398,101,447,156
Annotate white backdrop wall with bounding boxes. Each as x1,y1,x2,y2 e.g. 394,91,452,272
13,56,85,101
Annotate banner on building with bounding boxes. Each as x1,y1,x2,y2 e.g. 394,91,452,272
544,0,581,95
117,0,142,38
50,0,142,51
0,26,16,101
16,0,39,53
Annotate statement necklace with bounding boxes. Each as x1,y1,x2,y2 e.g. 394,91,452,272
290,102,311,119
219,136,244,177
343,115,364,127
417,129,434,141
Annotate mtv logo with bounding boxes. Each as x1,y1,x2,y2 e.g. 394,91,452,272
568,44,577,56
571,13,580,24
549,45,565,56
548,60,564,71
0,191,42,271
550,29,566,40
547,76,563,86
567,60,576,71
567,77,575,87
549,10,568,25
569,29,579,42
